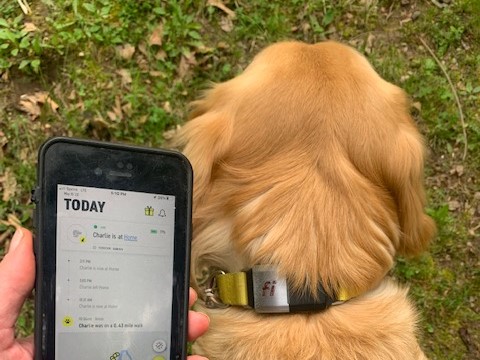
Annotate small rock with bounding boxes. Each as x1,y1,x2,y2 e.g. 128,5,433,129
448,200,461,211
412,11,421,21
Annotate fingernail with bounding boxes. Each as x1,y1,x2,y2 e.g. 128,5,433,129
8,228,24,253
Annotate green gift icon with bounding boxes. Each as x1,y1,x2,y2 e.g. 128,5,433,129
144,206,154,216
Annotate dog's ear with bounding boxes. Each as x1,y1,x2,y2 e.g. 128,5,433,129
381,116,436,257
173,109,232,207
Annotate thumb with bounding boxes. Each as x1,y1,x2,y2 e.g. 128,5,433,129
0,228,35,328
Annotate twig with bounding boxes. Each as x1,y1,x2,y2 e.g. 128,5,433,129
419,37,468,160
430,0,448,9
0,228,14,246
16,0,32,15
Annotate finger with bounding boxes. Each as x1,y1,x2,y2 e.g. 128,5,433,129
187,356,209,360
189,287,198,308
187,310,210,342
0,228,35,328
17,335,34,357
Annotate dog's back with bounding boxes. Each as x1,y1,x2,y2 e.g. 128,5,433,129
174,41,435,359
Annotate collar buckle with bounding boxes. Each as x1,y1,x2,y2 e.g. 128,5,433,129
204,270,230,309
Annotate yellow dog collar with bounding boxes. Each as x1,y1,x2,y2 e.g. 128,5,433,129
206,265,351,313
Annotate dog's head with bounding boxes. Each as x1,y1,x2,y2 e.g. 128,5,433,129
174,41,436,298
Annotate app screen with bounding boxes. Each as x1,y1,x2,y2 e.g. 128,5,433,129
55,185,175,360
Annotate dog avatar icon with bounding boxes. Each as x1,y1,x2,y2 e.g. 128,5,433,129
62,316,74,327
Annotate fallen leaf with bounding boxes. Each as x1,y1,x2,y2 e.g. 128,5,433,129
450,165,464,176
116,69,132,86
365,33,375,54
149,24,164,46
17,91,59,119
35,91,59,112
162,101,171,113
0,168,17,202
412,101,422,111
114,96,122,117
91,115,110,131
116,43,135,60
23,22,38,32
207,0,236,18
448,200,461,211
107,111,118,121
138,42,148,57
68,89,77,100
149,70,164,78
163,125,182,140
122,102,133,117
1,70,9,82
18,95,41,119
138,115,148,124
220,16,234,32
177,53,197,79
155,50,167,60
177,56,190,79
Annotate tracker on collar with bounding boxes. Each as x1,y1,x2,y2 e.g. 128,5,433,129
205,265,351,313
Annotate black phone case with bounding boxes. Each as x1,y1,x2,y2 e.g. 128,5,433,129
33,137,192,360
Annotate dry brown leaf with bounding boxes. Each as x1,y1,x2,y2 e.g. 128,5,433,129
177,53,197,79
149,24,164,46
162,101,171,113
177,56,190,79
138,115,148,124
208,0,236,18
149,70,164,78
138,42,148,57
1,71,9,82
136,56,149,72
116,69,132,86
46,97,59,112
18,95,41,119
116,43,136,60
155,50,167,60
114,96,122,117
220,16,234,32
450,165,464,177
107,111,118,121
412,101,422,111
18,91,59,119
0,168,17,202
0,131,7,149
448,200,461,211
163,125,182,140
23,22,38,32
122,102,133,117
68,89,77,101
91,115,110,130
365,33,375,55
19,147,29,162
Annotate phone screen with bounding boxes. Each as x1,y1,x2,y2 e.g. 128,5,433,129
55,184,175,360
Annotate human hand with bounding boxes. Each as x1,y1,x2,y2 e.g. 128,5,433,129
0,227,35,360
187,288,210,360
0,228,209,360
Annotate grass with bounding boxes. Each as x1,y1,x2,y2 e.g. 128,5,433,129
0,0,479,358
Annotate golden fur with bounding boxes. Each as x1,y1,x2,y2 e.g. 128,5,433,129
173,41,436,360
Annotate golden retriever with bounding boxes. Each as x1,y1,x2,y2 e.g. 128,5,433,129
173,41,436,360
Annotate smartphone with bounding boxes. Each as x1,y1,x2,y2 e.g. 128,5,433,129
33,137,192,360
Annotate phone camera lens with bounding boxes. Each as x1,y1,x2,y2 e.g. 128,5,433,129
126,163,133,170
94,168,102,176
117,162,124,169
